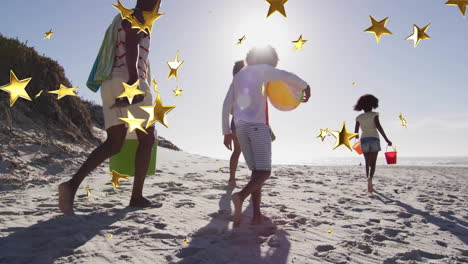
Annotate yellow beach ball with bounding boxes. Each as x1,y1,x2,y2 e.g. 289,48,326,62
266,81,304,111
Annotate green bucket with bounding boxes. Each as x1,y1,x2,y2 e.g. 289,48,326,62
109,137,158,176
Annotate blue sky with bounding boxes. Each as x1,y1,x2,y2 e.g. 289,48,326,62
1,0,467,163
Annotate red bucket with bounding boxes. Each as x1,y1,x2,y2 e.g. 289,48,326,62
353,141,363,155
384,146,397,165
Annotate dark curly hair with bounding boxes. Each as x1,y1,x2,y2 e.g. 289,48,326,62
233,60,245,76
354,94,379,111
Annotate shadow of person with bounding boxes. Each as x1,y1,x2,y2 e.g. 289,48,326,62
175,186,291,264
374,191,468,245
0,207,136,264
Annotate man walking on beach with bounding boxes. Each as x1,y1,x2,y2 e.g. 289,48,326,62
59,0,162,216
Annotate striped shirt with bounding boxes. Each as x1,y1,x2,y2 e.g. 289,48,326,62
112,21,151,81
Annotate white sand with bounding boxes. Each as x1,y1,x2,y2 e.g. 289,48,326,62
0,140,467,263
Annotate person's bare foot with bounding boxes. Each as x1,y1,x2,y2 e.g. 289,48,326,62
129,196,151,207
231,193,243,228
227,178,236,186
251,214,263,225
58,182,75,216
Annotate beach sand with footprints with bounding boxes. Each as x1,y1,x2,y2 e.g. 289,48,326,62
0,129,467,263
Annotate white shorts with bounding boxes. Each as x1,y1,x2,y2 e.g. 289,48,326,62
100,77,153,130
235,121,272,171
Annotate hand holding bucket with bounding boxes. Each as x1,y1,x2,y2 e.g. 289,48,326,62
384,145,397,165
353,141,363,155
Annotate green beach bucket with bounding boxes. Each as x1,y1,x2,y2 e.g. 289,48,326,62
109,131,158,176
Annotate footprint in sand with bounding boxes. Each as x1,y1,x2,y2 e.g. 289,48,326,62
175,200,195,208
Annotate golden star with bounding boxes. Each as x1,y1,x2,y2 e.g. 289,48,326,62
140,5,164,35
116,80,145,104
364,16,392,43
167,51,185,81
113,0,133,20
140,94,176,128
173,86,183,97
183,238,190,244
119,110,148,134
108,170,130,190
35,90,43,99
152,78,159,94
44,29,54,40
327,230,333,235
328,122,359,151
405,24,430,48
0,70,32,107
85,185,91,200
398,113,408,128
261,82,266,96
316,128,330,142
237,35,246,45
266,0,288,18
445,0,468,16
352,82,357,86
48,84,78,100
292,35,308,51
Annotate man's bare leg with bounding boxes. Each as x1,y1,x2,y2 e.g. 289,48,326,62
232,170,270,227
251,188,262,225
59,125,127,216
129,126,155,207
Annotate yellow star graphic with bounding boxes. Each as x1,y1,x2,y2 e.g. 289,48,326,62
113,0,133,20
140,5,164,35
328,122,359,151
266,0,288,18
405,24,430,48
173,86,183,97
85,185,91,200
364,16,392,43
167,51,185,81
292,34,308,51
327,230,333,235
48,84,78,100
152,78,159,94
108,170,130,190
183,238,190,244
352,82,357,86
0,70,32,107
237,35,246,45
44,29,54,40
316,128,330,142
140,94,176,128
116,80,145,104
35,90,43,99
398,113,408,128
445,0,468,16
119,110,148,134
261,82,266,96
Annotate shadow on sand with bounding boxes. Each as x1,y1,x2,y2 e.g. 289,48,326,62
0,207,137,264
175,186,291,264
374,191,468,245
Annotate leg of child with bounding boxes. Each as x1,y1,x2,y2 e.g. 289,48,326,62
129,126,155,207
363,152,371,193
368,152,378,193
232,170,270,227
59,124,127,216
228,133,241,185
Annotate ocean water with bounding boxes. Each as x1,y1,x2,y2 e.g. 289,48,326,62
277,156,468,167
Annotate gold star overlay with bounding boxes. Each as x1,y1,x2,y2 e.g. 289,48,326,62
140,94,176,128
109,170,130,190
44,29,54,40
292,35,308,51
119,110,148,134
48,84,78,100
328,122,359,151
405,24,430,48
0,70,32,107
266,0,288,18
167,51,185,80
116,80,145,104
364,16,392,43
445,0,468,16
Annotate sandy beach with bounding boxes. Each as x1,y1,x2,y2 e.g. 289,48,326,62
0,131,467,264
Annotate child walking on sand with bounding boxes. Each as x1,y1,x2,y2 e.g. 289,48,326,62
59,0,162,216
222,46,311,227
227,60,245,186
353,94,392,193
